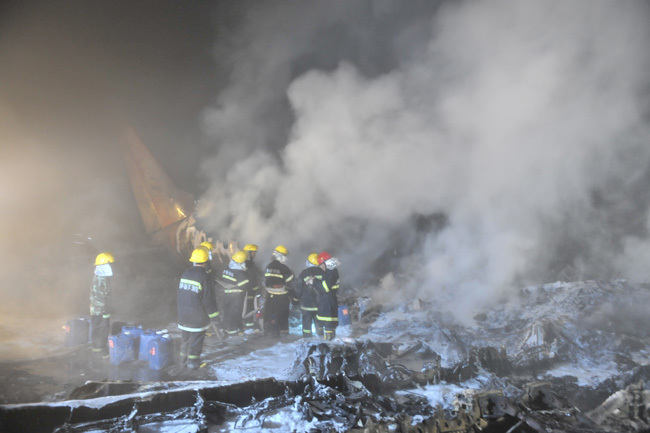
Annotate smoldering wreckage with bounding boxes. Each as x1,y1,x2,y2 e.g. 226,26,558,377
2,132,650,433
2,280,650,432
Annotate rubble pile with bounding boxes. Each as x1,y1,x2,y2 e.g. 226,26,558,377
5,338,647,432
2,280,650,432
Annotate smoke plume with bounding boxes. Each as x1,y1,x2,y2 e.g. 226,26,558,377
199,0,650,320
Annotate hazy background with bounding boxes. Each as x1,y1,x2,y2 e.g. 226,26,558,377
0,0,219,344
1,0,650,344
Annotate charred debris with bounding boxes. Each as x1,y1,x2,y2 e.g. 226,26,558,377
2,279,650,432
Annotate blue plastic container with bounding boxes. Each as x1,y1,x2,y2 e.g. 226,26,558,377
338,305,351,326
139,329,159,361
148,334,174,370
122,325,143,358
63,317,89,347
122,325,143,339
108,332,137,366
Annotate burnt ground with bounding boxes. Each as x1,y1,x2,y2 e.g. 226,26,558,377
0,326,302,405
2,281,650,433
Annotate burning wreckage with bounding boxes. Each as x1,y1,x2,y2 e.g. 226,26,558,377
1,279,650,432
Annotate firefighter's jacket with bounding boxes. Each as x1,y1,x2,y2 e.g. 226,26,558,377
325,267,340,292
244,259,262,299
296,265,321,312
314,267,338,324
90,274,111,317
264,259,295,297
177,265,219,333
221,267,252,296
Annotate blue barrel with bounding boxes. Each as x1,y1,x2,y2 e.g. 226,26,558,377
108,332,137,366
139,329,159,361
63,317,89,346
148,334,174,370
338,305,351,326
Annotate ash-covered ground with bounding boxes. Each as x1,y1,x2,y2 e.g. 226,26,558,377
1,278,649,432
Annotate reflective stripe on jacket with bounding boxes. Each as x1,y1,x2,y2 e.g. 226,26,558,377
177,265,219,332
264,259,295,296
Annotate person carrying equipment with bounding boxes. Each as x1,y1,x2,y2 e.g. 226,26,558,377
315,251,339,341
263,245,295,337
177,247,220,369
220,250,251,336
90,252,115,356
296,252,323,338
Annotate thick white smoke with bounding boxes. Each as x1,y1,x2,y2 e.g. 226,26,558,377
199,0,650,321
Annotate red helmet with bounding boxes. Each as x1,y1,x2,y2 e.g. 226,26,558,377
317,251,332,265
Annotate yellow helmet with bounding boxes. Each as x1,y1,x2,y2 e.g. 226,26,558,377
200,241,214,251
232,250,247,264
307,252,319,266
274,245,288,256
243,244,259,252
189,248,209,263
95,252,115,266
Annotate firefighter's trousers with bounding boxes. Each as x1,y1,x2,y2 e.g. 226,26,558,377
264,293,289,337
223,291,246,335
301,308,322,337
90,314,110,352
180,330,205,364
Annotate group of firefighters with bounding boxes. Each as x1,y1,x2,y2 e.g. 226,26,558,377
177,243,342,370
88,244,342,370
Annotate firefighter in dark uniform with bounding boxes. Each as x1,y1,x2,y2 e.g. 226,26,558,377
315,251,339,341
178,247,220,370
263,245,295,337
324,255,341,293
243,244,262,330
296,252,323,338
220,250,251,336
90,252,115,356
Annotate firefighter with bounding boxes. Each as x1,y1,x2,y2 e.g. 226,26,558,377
220,250,251,336
90,252,115,356
243,244,262,331
296,252,323,338
315,251,339,341
324,253,341,293
178,247,220,370
263,245,295,337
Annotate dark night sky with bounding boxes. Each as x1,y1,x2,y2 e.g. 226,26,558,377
0,1,219,192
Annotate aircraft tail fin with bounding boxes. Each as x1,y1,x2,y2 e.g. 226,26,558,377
121,127,195,234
